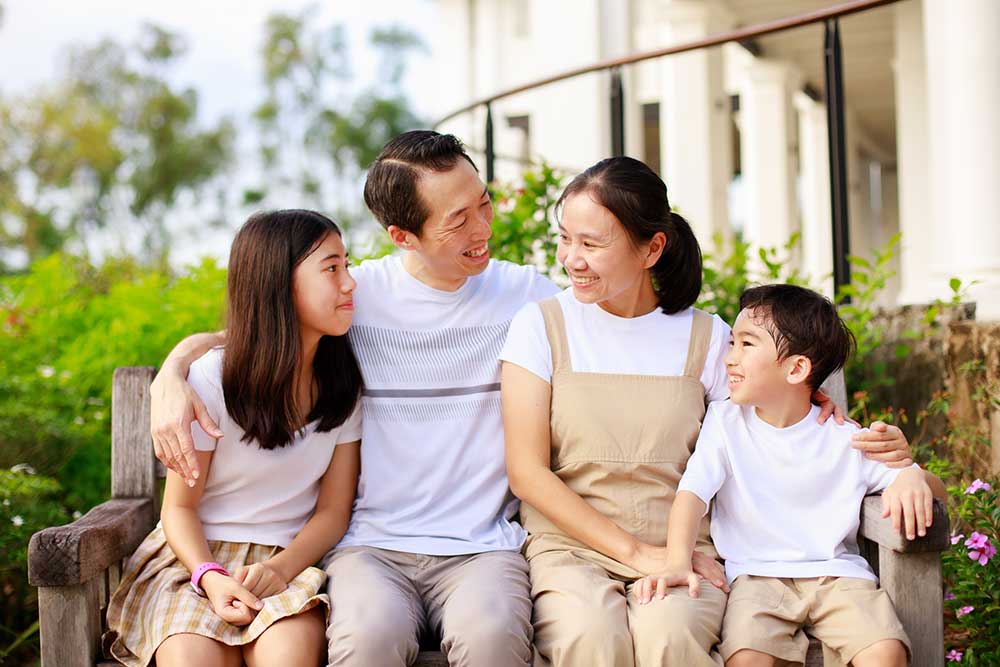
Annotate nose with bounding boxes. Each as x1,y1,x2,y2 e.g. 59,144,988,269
561,243,586,271
342,270,357,294
724,345,738,367
475,204,493,240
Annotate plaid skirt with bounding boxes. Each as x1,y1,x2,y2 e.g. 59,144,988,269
103,526,329,667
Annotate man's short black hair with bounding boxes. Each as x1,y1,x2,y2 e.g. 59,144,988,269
739,284,856,391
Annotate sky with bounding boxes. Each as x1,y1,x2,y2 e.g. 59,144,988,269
0,0,445,265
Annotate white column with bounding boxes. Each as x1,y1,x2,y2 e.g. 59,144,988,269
893,0,933,306
794,92,833,297
657,0,734,248
738,58,801,264
923,0,1000,320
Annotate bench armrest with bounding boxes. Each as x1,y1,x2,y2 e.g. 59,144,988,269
28,498,154,587
859,495,950,553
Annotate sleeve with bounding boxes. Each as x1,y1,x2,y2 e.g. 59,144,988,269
528,270,561,302
188,352,225,452
336,400,363,444
701,315,732,403
677,404,733,515
499,301,553,383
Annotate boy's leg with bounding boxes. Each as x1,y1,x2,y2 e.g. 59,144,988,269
625,577,727,667
725,649,775,667
718,576,810,665
244,605,326,667
805,577,910,666
323,546,424,667
422,550,533,667
850,640,908,667
525,549,634,667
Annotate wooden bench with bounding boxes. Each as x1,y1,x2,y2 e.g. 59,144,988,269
29,367,950,667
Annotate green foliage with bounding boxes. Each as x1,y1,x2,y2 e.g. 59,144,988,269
488,163,564,279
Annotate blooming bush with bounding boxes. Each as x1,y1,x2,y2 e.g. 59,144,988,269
942,476,1000,664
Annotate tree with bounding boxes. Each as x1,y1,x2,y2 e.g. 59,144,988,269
0,24,234,270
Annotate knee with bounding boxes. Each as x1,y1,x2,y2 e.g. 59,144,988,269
725,649,775,667
548,610,631,657
327,607,418,667
852,639,907,667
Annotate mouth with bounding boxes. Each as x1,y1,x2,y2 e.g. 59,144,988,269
336,301,354,311
463,244,489,260
728,375,744,385
569,274,599,287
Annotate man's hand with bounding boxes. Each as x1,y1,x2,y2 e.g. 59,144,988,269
852,422,913,468
881,467,935,540
150,365,222,486
201,570,263,626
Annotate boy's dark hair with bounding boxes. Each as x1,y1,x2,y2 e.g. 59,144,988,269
363,130,478,237
739,284,856,391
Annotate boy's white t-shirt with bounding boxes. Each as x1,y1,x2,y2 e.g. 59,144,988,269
337,255,558,555
499,288,731,398
187,348,362,548
679,400,906,583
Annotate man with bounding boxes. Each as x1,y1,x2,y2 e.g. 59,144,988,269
150,131,912,666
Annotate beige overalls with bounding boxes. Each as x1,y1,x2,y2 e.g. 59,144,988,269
523,298,727,667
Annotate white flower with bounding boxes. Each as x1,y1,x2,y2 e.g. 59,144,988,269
73,416,85,426
37,365,55,378
72,511,82,520
93,411,105,421
10,463,36,474
2,499,9,507
11,515,24,527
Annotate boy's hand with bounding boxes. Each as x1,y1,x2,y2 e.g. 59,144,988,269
634,565,701,604
882,467,934,540
852,422,913,468
200,571,263,625
234,561,289,599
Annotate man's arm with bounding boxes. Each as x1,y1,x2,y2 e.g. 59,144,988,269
150,331,226,486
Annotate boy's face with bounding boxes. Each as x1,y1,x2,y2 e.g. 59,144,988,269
725,307,808,404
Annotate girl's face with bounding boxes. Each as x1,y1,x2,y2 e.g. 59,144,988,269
293,232,356,340
557,191,663,316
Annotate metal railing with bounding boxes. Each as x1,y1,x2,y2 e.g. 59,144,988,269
433,0,904,296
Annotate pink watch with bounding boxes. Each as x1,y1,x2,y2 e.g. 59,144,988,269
191,561,229,596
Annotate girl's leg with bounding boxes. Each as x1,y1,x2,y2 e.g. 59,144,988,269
156,633,243,667
243,605,327,667
726,649,776,667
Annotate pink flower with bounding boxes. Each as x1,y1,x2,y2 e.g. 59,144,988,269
964,479,992,494
951,533,965,545
956,605,974,617
947,649,963,661
965,532,989,550
945,591,956,600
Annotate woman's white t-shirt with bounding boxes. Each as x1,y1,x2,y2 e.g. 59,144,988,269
499,288,730,400
187,348,362,548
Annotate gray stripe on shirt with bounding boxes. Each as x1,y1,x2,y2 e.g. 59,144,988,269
363,383,501,398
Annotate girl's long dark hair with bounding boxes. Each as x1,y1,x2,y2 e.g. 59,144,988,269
222,209,362,450
556,156,703,314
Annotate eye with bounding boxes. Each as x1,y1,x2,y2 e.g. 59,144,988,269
326,265,338,272
583,241,595,249
558,233,569,242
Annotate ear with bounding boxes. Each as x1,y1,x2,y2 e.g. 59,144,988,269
642,231,667,270
387,225,416,251
784,355,813,386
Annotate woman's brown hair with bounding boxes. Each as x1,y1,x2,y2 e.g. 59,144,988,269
222,209,362,450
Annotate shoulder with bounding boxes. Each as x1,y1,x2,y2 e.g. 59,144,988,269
705,399,741,423
486,260,559,297
189,347,224,385
350,254,397,285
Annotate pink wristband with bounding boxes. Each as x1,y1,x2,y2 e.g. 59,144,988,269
191,561,229,595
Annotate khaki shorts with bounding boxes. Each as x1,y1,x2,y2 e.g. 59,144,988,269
719,575,910,665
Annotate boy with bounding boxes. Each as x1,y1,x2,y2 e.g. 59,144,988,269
636,284,945,667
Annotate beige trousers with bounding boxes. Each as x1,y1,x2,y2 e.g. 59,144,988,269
323,545,533,667
530,550,726,667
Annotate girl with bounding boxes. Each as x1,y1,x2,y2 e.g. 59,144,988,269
105,209,362,667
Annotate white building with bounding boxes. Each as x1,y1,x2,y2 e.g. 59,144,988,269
433,0,1000,320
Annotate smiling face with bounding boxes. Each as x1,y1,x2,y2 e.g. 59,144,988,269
391,159,493,290
725,307,811,406
557,190,664,317
292,232,356,341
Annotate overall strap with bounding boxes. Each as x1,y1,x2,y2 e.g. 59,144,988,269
683,309,714,379
538,297,571,376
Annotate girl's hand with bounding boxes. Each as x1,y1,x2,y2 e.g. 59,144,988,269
200,571,263,625
852,422,914,468
234,561,289,599
692,550,729,592
881,467,935,540
634,566,701,604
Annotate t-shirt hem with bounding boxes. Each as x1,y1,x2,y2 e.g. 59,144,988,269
336,536,526,556
725,561,877,585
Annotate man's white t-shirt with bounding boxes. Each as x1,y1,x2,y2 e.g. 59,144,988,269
188,348,362,548
337,255,558,555
679,400,905,583
499,288,731,399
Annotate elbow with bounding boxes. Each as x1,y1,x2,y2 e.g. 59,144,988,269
506,462,537,503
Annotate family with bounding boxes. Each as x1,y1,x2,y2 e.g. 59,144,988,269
102,130,945,667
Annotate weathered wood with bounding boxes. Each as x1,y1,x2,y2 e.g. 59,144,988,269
821,368,848,413
28,498,153,587
38,579,102,667
877,548,944,667
859,496,950,553
414,652,449,667
112,366,157,504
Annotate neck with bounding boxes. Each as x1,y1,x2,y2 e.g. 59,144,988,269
753,390,813,429
295,331,321,421
403,253,468,292
598,273,659,318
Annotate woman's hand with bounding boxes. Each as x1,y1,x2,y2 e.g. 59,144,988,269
233,561,289,599
692,550,729,592
200,571,263,626
851,422,914,468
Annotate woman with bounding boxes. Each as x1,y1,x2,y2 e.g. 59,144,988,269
104,210,362,667
499,157,910,666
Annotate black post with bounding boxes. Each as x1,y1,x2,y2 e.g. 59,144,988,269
824,18,851,299
610,67,625,157
485,103,495,184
